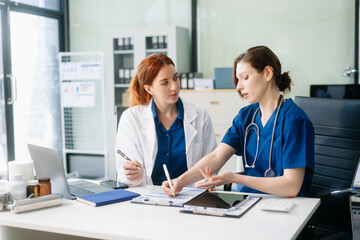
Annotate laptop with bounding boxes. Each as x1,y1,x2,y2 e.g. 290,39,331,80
27,144,112,200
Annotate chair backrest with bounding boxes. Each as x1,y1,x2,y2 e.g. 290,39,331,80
116,106,128,130
294,96,360,232
293,96,360,195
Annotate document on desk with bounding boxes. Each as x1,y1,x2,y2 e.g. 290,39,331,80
131,187,206,207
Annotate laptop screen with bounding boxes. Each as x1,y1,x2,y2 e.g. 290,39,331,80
352,157,360,188
27,144,73,199
310,84,360,99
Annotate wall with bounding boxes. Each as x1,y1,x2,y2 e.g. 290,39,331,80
69,0,191,61
69,0,355,98
68,0,356,178
196,0,355,98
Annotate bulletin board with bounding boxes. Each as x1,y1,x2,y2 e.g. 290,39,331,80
58,52,107,176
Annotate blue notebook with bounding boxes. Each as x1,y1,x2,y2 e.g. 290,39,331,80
76,189,140,207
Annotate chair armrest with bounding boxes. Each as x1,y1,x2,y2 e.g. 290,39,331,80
223,172,244,191
314,187,359,198
331,187,360,197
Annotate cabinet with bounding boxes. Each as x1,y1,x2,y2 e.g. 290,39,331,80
108,26,189,108
105,26,190,179
59,52,107,179
180,90,248,174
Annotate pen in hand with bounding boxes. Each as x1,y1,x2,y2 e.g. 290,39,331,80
163,164,175,197
117,149,141,171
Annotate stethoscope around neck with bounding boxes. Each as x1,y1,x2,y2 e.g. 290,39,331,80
243,95,284,178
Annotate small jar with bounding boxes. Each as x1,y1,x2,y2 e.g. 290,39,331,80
38,177,51,195
27,179,40,197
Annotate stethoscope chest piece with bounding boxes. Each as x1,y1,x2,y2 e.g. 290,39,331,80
264,169,276,178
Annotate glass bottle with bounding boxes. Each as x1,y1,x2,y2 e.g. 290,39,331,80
27,179,40,197
38,177,51,195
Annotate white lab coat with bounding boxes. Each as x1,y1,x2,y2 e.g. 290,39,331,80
115,98,217,186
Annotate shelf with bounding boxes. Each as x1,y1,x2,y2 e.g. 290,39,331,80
146,48,168,53
114,50,134,54
115,84,130,88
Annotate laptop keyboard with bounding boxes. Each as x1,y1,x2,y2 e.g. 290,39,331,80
69,184,94,196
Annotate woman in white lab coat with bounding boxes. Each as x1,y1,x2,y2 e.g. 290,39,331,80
115,53,217,186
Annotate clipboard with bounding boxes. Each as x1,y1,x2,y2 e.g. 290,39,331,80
131,187,206,207
180,191,261,218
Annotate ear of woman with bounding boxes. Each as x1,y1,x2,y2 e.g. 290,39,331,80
144,85,152,95
264,66,274,82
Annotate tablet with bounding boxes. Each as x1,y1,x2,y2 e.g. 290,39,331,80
181,191,261,218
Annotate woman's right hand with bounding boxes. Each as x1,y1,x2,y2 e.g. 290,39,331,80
123,161,143,184
162,179,183,197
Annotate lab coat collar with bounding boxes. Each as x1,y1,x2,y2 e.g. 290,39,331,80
181,98,198,153
140,101,157,183
143,99,154,120
151,98,184,123
144,96,198,127
182,98,197,123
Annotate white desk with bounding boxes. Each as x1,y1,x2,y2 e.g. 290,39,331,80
0,186,320,240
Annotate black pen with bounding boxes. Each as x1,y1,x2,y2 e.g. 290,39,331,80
117,149,141,170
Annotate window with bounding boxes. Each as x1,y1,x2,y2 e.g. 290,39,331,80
0,0,66,178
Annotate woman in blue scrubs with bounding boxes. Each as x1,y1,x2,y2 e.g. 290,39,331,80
162,46,314,197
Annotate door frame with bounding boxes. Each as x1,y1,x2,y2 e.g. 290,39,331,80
1,1,14,161
356,0,359,84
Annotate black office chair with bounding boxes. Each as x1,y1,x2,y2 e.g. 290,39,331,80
116,106,128,129
293,96,360,240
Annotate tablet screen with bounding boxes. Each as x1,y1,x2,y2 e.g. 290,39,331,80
184,191,248,209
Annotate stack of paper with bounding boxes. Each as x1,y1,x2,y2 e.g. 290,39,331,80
131,187,206,207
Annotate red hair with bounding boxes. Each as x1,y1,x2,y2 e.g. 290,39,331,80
128,53,175,107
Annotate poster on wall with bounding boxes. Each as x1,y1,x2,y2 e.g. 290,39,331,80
60,62,101,80
61,81,95,108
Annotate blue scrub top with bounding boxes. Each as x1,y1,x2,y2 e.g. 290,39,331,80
222,98,314,197
151,99,187,185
